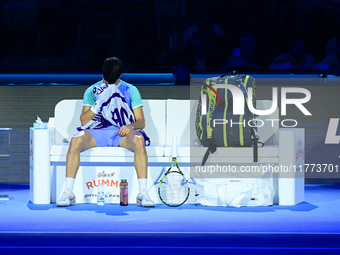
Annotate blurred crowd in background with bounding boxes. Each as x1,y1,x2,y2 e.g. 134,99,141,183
1,0,340,77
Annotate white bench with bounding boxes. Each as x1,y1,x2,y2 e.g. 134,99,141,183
29,99,305,205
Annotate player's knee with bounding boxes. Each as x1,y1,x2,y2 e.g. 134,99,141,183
132,134,145,152
69,134,85,152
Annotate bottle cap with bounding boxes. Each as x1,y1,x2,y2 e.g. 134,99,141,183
121,179,127,183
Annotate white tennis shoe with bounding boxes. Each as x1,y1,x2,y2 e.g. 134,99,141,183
57,188,76,207
136,190,155,207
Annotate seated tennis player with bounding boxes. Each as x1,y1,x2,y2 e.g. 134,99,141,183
57,57,155,207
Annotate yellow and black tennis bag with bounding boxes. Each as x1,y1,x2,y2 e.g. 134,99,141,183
195,72,258,165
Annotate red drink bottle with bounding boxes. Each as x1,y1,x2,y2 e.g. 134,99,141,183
120,179,128,206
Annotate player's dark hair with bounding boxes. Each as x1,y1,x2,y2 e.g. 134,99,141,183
102,57,123,84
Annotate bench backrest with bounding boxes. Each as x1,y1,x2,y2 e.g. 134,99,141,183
54,99,278,146
54,100,166,144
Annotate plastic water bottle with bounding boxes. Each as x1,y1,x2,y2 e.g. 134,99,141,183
120,179,128,206
97,181,105,206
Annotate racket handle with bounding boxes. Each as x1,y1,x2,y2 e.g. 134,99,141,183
172,135,177,158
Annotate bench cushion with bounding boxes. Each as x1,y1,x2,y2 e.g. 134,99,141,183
51,143,165,157
51,144,279,159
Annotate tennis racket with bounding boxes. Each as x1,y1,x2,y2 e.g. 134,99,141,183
158,135,190,207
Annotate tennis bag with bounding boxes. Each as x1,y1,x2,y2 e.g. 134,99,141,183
195,72,258,165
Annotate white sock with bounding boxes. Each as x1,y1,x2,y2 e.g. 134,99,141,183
138,178,147,192
66,177,75,191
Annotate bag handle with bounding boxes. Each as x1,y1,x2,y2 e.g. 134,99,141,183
201,139,217,166
251,127,259,162
219,70,238,78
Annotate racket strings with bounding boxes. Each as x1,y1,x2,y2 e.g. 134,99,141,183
159,172,189,206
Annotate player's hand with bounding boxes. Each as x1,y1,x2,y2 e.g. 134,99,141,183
116,125,134,137
90,101,101,114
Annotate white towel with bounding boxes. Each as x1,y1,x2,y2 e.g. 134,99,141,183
79,83,135,130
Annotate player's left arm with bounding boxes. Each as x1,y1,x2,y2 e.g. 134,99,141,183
130,106,145,130
116,106,145,136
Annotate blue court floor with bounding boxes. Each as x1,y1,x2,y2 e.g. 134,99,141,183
0,184,340,254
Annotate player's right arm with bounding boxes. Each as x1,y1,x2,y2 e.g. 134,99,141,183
80,106,96,126
80,81,102,126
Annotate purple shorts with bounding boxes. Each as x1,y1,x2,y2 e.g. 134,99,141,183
85,126,150,147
